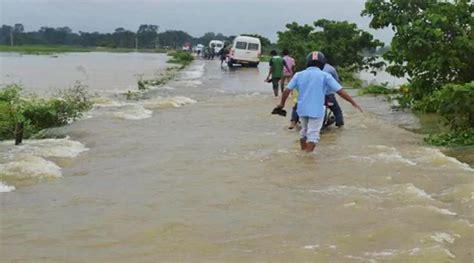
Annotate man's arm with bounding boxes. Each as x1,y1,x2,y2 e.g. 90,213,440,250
336,89,363,112
283,60,291,74
266,59,273,81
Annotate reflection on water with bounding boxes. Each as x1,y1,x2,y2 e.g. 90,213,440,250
1,54,473,262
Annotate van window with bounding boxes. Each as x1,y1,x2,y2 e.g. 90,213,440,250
216,44,223,48
248,43,259,51
235,42,247,49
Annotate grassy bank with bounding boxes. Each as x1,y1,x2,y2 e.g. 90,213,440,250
0,45,168,55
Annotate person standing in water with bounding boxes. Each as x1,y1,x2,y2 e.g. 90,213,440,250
276,51,362,152
289,61,344,129
280,49,296,91
323,63,344,127
265,50,290,97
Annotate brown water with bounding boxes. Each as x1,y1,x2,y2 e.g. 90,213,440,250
1,54,473,262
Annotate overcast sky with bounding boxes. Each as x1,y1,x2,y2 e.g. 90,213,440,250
0,0,393,43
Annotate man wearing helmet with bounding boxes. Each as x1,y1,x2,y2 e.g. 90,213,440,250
275,51,362,152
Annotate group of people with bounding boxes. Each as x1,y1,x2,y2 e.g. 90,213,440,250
265,49,362,152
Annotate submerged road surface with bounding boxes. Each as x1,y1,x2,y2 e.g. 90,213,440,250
1,57,473,262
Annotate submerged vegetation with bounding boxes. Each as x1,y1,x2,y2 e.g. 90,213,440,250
167,50,194,66
127,51,194,100
0,83,93,141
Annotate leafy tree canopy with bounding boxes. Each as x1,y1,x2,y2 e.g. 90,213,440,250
362,0,474,99
277,20,384,70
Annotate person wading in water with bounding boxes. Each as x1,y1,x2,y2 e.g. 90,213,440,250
275,51,362,152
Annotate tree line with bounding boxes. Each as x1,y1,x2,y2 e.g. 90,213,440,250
0,24,240,49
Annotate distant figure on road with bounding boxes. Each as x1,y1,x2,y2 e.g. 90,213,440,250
280,49,296,91
265,50,290,97
219,46,229,66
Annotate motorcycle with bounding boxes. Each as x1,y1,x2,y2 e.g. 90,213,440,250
322,99,336,129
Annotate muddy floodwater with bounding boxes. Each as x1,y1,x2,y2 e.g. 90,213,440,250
1,53,473,262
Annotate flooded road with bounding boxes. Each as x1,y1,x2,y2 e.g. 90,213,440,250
1,54,473,262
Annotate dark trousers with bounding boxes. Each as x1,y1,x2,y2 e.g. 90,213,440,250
272,78,281,96
326,94,344,126
291,104,299,123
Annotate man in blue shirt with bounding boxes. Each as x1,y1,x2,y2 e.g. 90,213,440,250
276,51,362,152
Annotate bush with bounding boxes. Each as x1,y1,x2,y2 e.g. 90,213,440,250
415,82,474,131
424,129,474,146
338,67,363,89
168,51,194,66
0,83,93,140
358,82,397,96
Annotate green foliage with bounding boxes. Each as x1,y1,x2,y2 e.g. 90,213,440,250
260,55,271,62
277,20,384,70
362,0,474,99
0,83,93,140
358,82,397,96
158,30,193,48
167,50,194,66
418,82,473,131
338,67,363,89
424,129,474,146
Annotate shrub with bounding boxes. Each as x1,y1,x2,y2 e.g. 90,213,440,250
168,51,194,66
0,83,93,140
338,67,363,89
415,82,474,131
424,129,474,146
358,82,397,96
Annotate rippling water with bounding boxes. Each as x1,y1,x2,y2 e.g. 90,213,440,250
1,53,473,262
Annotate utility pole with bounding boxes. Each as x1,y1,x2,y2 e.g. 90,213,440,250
155,26,160,51
10,28,14,47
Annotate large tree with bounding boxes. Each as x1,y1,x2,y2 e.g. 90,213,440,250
277,20,383,70
362,0,474,99
158,30,193,48
136,24,159,49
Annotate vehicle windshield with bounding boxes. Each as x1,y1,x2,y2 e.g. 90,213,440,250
235,41,247,49
248,43,259,51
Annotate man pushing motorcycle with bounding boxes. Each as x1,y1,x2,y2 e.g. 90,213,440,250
275,51,363,152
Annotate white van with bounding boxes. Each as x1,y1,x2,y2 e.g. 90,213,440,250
209,40,224,54
228,36,261,67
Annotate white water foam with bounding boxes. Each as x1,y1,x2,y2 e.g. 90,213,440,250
414,147,474,172
303,244,320,250
351,145,416,166
0,137,88,184
430,232,458,244
399,205,457,216
308,183,434,203
143,96,197,109
0,154,62,178
4,137,89,158
181,63,205,80
112,104,152,120
0,181,15,193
